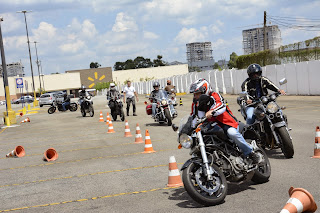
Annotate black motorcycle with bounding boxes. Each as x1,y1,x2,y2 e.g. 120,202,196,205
237,78,294,158
109,98,125,121
172,116,270,206
48,99,77,114
80,95,94,117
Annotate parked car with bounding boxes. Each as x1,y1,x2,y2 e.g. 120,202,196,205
39,93,57,107
12,96,34,104
0,100,6,105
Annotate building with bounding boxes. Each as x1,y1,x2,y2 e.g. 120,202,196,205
186,42,215,71
0,62,24,77
242,25,282,55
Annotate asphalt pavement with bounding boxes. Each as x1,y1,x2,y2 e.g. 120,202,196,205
0,94,319,213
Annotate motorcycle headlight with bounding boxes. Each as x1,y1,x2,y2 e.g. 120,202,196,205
161,100,167,105
179,134,192,149
267,102,279,113
270,94,277,101
261,96,268,104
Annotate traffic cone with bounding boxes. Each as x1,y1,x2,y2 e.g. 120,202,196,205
43,148,58,162
134,123,143,144
312,126,320,158
107,120,115,133
106,112,110,125
99,111,104,122
280,187,317,213
142,129,156,153
124,120,133,137
20,117,30,123
167,156,183,187
179,98,183,106
6,146,25,158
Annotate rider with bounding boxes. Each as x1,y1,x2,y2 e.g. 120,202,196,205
62,93,70,111
79,85,90,106
241,64,286,124
164,80,176,95
107,83,121,113
190,78,260,164
149,82,161,119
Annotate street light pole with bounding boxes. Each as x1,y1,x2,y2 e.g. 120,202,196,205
17,10,38,106
34,41,42,94
39,60,45,91
0,17,16,125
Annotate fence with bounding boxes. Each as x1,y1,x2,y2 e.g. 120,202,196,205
97,60,320,96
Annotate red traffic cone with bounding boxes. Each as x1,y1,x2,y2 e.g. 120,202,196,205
142,130,156,153
312,126,320,158
167,156,183,187
280,187,317,213
134,123,143,144
43,148,58,162
6,146,25,158
124,120,133,137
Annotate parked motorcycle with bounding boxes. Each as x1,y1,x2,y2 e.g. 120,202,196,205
48,99,77,114
145,89,176,126
80,95,94,117
237,78,294,158
109,97,125,121
171,115,270,206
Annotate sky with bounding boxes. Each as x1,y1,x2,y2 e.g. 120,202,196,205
0,0,319,76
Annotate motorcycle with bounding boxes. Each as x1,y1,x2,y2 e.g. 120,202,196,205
237,78,294,158
109,97,125,121
80,95,94,117
171,116,271,206
145,89,177,126
48,98,78,114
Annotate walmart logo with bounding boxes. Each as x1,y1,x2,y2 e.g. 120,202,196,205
88,72,106,88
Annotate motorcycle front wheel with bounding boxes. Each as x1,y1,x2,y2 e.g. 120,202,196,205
277,126,294,158
182,162,227,206
69,103,78,112
81,109,86,117
89,105,94,117
120,109,125,121
48,106,56,114
164,108,172,126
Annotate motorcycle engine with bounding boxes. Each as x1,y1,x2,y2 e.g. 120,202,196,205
229,155,245,172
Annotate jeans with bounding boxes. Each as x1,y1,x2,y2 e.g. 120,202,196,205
151,103,157,117
126,97,136,114
62,102,70,111
226,126,253,156
245,107,255,125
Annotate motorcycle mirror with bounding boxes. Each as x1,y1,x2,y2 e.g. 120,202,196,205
172,124,178,132
279,78,287,85
281,106,286,110
144,101,147,105
239,91,248,98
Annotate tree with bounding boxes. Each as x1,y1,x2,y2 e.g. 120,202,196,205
213,63,221,70
123,59,136,70
90,62,101,68
133,56,153,68
228,52,238,68
188,66,201,72
114,62,125,71
153,55,166,67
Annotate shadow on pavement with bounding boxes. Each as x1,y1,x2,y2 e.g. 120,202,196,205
145,122,170,127
166,187,204,208
264,149,288,159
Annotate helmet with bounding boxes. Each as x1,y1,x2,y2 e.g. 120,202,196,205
189,78,212,95
81,85,86,92
153,81,160,88
247,64,262,79
110,83,116,90
167,80,171,85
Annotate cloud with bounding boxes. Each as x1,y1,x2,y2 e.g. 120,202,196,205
112,12,138,32
0,13,24,33
59,40,85,53
174,27,208,44
82,20,98,38
143,31,159,40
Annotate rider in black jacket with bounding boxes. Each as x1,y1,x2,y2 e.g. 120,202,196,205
62,93,70,111
241,64,286,124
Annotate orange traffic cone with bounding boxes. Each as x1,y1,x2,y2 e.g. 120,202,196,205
107,120,115,133
134,123,143,144
124,120,133,137
312,126,320,158
142,129,156,153
280,187,317,213
167,156,183,187
99,111,104,122
106,112,110,125
20,117,30,123
43,148,58,162
6,146,25,158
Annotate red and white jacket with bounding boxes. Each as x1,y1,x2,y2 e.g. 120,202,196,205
191,92,238,129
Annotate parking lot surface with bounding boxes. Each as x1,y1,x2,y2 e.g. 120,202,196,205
0,94,319,212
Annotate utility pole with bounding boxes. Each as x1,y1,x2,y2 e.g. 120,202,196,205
263,11,267,51
0,17,16,125
34,41,42,94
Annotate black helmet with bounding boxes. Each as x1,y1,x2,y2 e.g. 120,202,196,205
247,64,262,79
153,81,160,88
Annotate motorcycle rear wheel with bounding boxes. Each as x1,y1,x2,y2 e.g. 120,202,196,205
69,103,78,112
48,106,56,114
182,162,227,206
251,148,271,184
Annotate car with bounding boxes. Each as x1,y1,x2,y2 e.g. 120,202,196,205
39,93,57,107
0,100,6,105
12,96,34,104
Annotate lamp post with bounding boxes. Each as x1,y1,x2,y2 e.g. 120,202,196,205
17,10,38,106
39,60,45,91
34,41,42,94
0,17,16,125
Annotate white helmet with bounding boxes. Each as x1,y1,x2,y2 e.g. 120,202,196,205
110,83,115,87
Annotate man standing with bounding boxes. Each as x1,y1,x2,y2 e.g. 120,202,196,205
164,80,176,95
123,80,139,116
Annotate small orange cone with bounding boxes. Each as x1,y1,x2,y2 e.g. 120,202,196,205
107,120,115,133
124,120,133,137
167,156,183,187
43,148,58,162
142,129,156,153
99,111,104,122
106,112,110,125
134,123,143,144
20,117,30,123
280,187,317,213
312,126,320,158
6,146,25,158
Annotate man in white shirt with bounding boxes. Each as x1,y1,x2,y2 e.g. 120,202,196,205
123,80,139,116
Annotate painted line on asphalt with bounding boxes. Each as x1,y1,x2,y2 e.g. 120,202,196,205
0,163,182,188
0,186,181,212
0,127,7,134
0,149,175,171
